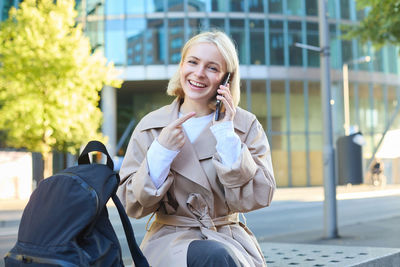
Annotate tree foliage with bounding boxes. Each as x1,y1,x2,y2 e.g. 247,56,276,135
0,0,121,157
347,0,400,48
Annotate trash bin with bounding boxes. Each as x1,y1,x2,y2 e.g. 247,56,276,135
336,132,364,185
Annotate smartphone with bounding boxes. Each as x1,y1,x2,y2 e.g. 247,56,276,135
215,72,231,121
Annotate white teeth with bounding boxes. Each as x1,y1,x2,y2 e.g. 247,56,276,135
189,80,206,87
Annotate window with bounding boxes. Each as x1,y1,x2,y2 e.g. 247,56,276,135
340,0,350,20
372,48,384,73
307,22,319,67
358,83,371,133
309,135,323,185
147,0,164,12
126,0,145,14
249,0,264,12
271,80,287,132
188,18,207,38
250,20,265,65
373,84,385,132
105,19,125,65
290,81,305,131
341,38,353,67
211,0,227,11
230,19,246,64
145,19,166,64
291,135,307,186
86,20,104,53
388,86,400,128
356,8,366,20
230,0,245,12
329,24,340,69
168,19,184,64
251,80,267,129
287,0,303,16
105,0,123,15
288,21,303,66
126,19,146,65
269,20,284,66
308,81,322,132
210,19,225,31
357,41,370,71
387,45,398,74
168,0,184,11
270,80,288,186
269,0,283,14
171,38,183,49
306,0,318,16
188,0,208,12
327,0,336,19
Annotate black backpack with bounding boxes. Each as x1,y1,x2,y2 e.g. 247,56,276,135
4,141,149,267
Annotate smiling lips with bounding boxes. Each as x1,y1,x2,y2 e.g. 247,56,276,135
189,80,206,88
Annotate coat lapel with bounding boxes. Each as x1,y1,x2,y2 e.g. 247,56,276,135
192,122,216,160
142,98,212,192
171,134,212,192
139,99,255,193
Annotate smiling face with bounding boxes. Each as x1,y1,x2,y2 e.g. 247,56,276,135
179,42,227,107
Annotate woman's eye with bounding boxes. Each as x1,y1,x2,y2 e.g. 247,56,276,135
188,60,196,64
209,66,218,72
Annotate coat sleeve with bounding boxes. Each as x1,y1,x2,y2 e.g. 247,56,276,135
117,125,174,219
213,117,276,213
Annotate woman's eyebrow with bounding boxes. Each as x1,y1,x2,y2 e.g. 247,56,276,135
187,56,222,67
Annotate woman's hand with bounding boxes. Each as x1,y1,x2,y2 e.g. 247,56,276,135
158,112,196,151
215,83,235,123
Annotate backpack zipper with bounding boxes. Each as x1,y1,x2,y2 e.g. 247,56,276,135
6,251,79,267
54,172,100,214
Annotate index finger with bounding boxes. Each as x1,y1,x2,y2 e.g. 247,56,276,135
171,111,196,127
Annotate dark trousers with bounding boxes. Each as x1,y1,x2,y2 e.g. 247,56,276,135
187,240,242,267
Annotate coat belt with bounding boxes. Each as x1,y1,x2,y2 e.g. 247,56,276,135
155,212,239,230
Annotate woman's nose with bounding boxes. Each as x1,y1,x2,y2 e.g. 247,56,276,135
194,66,206,77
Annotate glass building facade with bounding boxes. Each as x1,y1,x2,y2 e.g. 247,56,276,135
2,0,400,186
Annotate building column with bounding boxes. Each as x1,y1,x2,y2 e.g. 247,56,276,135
101,85,117,157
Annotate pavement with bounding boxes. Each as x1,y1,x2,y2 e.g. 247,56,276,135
1,184,400,266
259,184,400,266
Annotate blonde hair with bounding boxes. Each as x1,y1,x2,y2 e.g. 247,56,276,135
167,31,240,107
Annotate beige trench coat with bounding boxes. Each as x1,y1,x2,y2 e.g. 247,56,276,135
117,98,276,267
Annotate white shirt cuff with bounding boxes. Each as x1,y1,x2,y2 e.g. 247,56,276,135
210,121,241,166
147,139,179,188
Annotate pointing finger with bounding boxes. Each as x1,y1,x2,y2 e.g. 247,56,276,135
171,111,196,127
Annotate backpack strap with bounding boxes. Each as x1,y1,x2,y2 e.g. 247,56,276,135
78,140,114,170
112,194,149,267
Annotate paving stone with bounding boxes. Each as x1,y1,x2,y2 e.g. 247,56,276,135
260,242,400,267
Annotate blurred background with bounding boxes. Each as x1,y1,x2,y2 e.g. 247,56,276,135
1,0,399,200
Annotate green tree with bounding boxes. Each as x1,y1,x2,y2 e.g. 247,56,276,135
0,0,121,170
347,0,400,48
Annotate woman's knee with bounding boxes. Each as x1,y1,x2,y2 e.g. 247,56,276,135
187,240,242,267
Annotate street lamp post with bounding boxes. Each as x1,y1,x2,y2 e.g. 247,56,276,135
342,56,371,135
318,0,338,239
295,0,338,239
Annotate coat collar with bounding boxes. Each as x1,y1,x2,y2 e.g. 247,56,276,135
138,98,251,192
139,97,248,134
138,98,181,131
171,133,212,192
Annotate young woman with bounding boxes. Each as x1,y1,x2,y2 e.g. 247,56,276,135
117,31,276,267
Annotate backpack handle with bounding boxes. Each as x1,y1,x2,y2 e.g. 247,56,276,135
78,140,114,170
